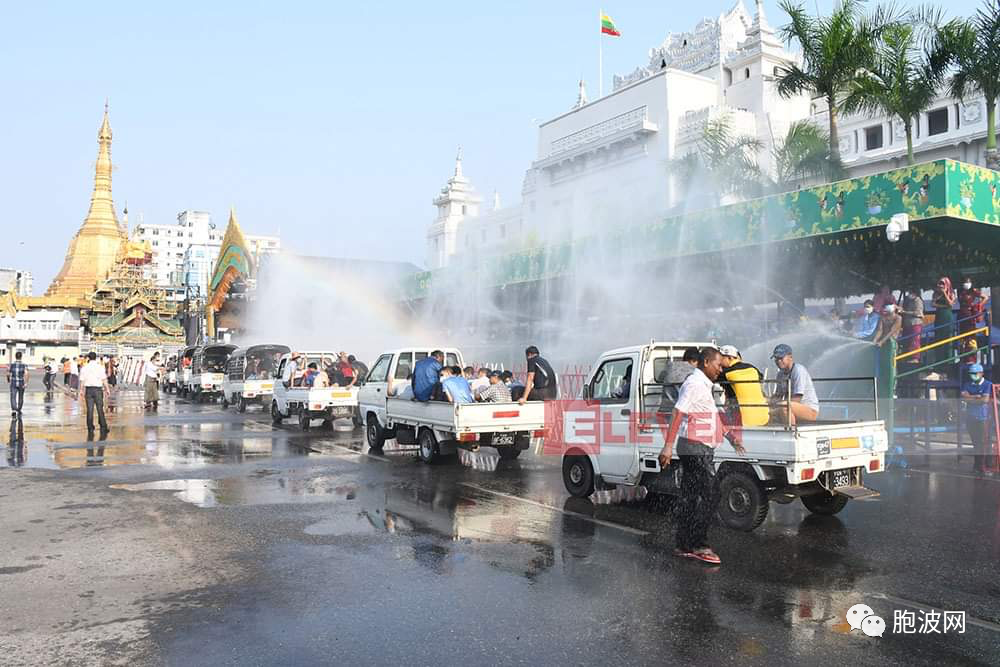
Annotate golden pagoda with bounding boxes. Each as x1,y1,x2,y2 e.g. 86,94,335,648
45,103,127,301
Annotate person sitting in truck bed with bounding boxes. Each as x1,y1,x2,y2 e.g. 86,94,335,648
718,345,768,427
303,363,320,387
769,344,819,425
442,365,474,404
502,371,525,401
477,371,512,403
412,350,445,402
312,363,330,388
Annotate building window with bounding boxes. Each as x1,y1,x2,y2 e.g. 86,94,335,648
927,107,949,135
152,240,159,247
462,205,467,215
865,125,884,151
744,67,750,79
152,229,159,235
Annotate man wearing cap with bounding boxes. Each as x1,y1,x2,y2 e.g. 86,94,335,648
718,345,768,428
478,371,512,403
769,344,819,424
961,363,995,474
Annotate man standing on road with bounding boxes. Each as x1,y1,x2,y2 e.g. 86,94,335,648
961,363,995,474
658,347,744,565
7,350,28,416
413,350,444,402
78,352,110,437
518,346,557,405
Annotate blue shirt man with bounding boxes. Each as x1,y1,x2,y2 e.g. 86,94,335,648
961,366,994,422
412,352,444,402
855,301,880,340
442,374,474,404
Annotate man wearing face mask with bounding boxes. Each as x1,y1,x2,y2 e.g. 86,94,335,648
961,364,994,474
854,300,880,340
958,277,985,336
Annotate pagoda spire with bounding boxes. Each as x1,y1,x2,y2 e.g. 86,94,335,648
454,146,464,178
45,103,127,300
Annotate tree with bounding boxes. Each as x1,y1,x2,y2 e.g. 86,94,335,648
772,120,845,191
776,1,897,161
672,113,763,205
935,1,1000,167
844,11,948,165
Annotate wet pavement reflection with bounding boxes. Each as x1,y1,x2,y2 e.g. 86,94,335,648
3,387,1000,664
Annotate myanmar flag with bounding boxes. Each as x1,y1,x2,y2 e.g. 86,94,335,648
601,13,620,36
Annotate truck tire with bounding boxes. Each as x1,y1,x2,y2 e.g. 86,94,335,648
497,447,522,460
801,493,849,515
366,415,387,451
271,401,283,426
417,428,439,464
221,395,229,409
352,412,363,429
299,409,311,431
717,471,768,532
238,397,247,413
563,455,595,498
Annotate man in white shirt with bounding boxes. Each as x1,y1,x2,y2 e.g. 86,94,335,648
658,347,743,565
143,352,162,411
470,368,491,398
78,351,110,437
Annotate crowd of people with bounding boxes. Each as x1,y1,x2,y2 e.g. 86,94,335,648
839,277,991,371
387,347,555,406
282,351,368,389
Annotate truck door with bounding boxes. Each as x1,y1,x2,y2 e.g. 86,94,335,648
586,354,639,482
358,354,392,426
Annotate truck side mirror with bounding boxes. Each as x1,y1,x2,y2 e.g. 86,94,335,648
582,384,591,400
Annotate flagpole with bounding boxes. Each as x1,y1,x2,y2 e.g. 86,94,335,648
599,8,603,98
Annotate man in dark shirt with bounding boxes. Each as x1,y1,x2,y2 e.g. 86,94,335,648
518,346,557,404
348,355,369,383
7,351,28,416
413,350,444,402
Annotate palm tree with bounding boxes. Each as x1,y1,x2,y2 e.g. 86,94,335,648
776,1,897,161
672,113,763,205
844,12,948,165
935,2,1000,168
772,120,845,191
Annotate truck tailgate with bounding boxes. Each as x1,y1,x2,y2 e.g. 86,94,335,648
455,402,545,434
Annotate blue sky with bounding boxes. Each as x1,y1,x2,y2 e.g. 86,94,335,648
1,0,985,288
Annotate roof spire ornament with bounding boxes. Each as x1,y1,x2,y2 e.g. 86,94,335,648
454,146,463,178
493,189,501,210
574,78,588,108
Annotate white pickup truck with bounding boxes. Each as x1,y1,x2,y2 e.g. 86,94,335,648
188,344,237,402
271,352,360,429
560,342,888,531
358,347,546,463
222,344,289,412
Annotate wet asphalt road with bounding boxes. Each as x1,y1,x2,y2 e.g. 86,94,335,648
2,382,999,666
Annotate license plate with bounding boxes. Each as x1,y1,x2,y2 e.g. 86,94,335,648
492,433,515,446
831,468,852,489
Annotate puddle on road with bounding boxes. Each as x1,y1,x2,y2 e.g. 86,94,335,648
111,473,361,508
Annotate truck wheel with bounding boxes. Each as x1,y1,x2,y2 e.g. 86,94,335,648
299,409,311,431
717,472,768,532
366,416,387,450
238,397,247,413
418,428,439,464
497,447,522,460
221,395,229,409
563,455,595,498
271,401,283,426
801,493,849,515
352,413,363,429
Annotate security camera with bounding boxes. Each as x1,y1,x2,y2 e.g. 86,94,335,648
885,213,909,243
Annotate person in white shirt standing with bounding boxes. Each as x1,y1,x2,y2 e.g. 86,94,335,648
658,347,744,565
78,351,110,437
143,352,163,412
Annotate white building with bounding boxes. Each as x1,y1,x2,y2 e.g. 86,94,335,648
0,267,33,296
133,210,280,293
428,0,1000,269
1,309,81,365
